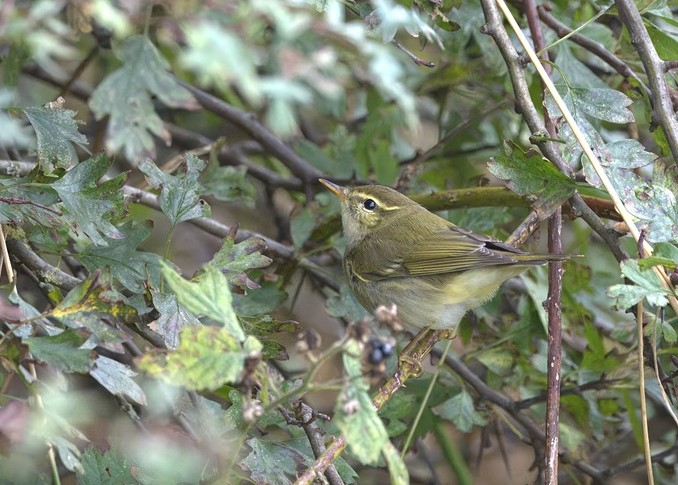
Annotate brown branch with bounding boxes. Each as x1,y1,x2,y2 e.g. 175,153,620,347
165,124,304,191
179,82,323,186
6,238,81,291
296,402,344,485
615,0,678,165
545,208,563,485
521,1,563,482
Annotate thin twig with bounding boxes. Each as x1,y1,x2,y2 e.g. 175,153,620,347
521,0,563,481
295,402,344,485
537,5,650,96
545,208,563,485
392,39,435,68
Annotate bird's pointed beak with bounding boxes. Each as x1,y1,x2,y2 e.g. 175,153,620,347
319,179,348,201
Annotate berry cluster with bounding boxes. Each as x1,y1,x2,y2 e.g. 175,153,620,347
367,337,395,364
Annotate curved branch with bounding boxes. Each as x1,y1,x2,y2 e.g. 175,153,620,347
7,238,81,291
166,124,304,191
180,83,323,185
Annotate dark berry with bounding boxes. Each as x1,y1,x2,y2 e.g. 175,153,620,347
368,348,384,364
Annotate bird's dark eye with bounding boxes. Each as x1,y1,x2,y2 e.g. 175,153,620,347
363,199,377,211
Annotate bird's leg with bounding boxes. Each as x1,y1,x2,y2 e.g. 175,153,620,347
398,328,437,377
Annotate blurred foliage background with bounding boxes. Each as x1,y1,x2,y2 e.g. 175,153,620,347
0,0,678,484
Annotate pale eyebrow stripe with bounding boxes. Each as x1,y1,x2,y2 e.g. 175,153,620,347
351,192,402,211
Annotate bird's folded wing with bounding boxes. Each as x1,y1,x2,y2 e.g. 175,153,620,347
350,225,527,280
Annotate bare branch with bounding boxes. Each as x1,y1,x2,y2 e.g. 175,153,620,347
7,238,81,291
180,83,323,185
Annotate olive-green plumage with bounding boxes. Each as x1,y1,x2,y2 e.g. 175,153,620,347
320,179,566,331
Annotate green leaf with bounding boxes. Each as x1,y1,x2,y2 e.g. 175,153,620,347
139,156,211,227
207,235,272,290
91,356,147,406
240,437,357,485
0,168,60,226
77,446,139,485
77,221,162,292
90,35,197,161
51,435,84,473
581,321,619,373
382,442,409,485
570,87,634,124
22,103,88,171
476,347,514,374
645,20,678,60
52,154,127,245
137,326,260,391
9,283,59,337
607,259,670,309
181,20,261,104
622,161,678,243
148,291,201,349
51,272,137,344
24,330,95,373
434,389,486,432
200,162,256,207
604,140,657,169
639,242,678,270
241,437,308,485
232,279,287,317
326,284,370,322
161,262,244,341
0,88,33,148
488,142,576,218
335,339,389,465
290,207,316,249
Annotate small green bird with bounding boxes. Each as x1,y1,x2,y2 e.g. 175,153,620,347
320,179,566,332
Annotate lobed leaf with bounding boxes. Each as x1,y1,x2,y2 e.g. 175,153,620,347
136,326,261,391
90,35,197,161
207,235,272,290
488,142,576,218
90,356,147,406
77,221,162,292
139,156,211,227
161,262,244,341
52,154,127,245
434,389,486,433
24,330,95,373
77,446,138,485
22,104,88,171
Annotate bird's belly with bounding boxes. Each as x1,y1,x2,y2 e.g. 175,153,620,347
350,267,528,331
